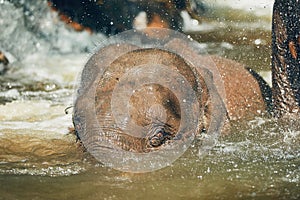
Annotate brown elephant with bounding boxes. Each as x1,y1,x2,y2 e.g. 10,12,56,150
72,31,268,154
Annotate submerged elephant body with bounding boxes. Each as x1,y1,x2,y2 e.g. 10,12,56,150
73,33,267,153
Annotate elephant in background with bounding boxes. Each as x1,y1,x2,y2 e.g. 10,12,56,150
272,0,300,117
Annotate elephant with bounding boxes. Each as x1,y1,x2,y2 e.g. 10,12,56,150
47,0,205,34
271,0,300,117
72,41,267,152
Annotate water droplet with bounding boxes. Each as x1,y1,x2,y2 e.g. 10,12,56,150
254,39,262,45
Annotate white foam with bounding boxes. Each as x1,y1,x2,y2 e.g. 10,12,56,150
207,0,273,16
0,100,73,138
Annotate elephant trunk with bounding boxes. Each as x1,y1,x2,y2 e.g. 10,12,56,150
272,0,300,117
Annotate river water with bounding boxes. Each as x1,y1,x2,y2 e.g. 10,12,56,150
0,0,299,199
